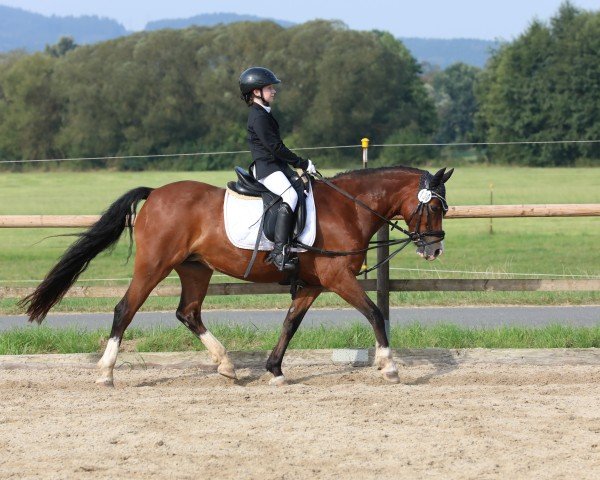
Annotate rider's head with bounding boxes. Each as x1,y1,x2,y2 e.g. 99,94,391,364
239,67,281,107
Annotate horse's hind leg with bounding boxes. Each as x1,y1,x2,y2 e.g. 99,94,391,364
96,257,173,386
326,272,399,383
174,262,236,380
266,286,323,386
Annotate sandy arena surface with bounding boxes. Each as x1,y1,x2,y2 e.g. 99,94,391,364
1,360,599,479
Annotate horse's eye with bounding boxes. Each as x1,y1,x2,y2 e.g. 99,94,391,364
430,205,439,213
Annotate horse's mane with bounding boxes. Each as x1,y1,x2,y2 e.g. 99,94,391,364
329,165,425,180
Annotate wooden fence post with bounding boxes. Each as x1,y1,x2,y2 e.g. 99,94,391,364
377,225,390,338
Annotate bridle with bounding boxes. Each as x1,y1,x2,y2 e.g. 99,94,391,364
405,174,448,248
293,170,448,275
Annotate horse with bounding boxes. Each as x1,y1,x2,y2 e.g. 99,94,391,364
21,165,453,386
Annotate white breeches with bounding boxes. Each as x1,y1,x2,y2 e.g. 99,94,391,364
256,170,298,211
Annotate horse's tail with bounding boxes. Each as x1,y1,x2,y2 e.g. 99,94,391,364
20,187,154,324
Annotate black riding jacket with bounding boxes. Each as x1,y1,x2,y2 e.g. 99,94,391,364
247,103,309,179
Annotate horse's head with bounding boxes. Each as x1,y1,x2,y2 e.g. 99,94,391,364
400,167,454,261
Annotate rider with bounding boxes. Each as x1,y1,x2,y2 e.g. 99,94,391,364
239,67,317,272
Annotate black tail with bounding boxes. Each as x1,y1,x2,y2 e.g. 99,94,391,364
19,186,154,323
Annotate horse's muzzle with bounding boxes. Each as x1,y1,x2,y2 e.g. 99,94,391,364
416,241,444,261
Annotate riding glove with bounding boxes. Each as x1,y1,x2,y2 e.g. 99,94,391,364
306,159,317,175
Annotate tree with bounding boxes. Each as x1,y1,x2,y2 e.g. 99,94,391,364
476,2,600,165
45,36,78,57
430,62,480,144
0,20,437,170
374,32,437,165
0,53,61,164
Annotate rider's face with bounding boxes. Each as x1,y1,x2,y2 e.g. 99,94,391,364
254,84,277,103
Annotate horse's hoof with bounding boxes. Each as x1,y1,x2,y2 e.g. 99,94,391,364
382,370,400,384
95,378,114,387
269,375,287,387
217,362,237,380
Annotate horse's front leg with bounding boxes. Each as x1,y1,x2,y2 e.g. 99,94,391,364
326,270,399,383
266,286,323,386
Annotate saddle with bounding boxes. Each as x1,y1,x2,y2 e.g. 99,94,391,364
227,165,309,242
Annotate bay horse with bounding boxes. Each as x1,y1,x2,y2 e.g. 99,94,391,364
21,165,453,386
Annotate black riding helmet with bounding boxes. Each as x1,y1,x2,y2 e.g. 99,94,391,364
239,67,281,105
239,67,281,94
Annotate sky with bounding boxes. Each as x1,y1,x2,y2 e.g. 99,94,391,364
2,0,599,39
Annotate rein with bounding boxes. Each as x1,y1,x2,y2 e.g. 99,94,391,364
309,172,417,238
292,171,447,275
294,236,414,275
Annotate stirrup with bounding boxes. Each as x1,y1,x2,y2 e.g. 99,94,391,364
268,245,296,272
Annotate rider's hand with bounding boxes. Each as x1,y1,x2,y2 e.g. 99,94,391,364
306,159,317,175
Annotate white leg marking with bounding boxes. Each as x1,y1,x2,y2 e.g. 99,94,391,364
375,345,399,382
269,375,287,386
96,337,119,386
375,346,392,369
377,346,391,358
200,331,236,379
199,331,227,362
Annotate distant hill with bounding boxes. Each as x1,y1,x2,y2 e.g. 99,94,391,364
145,12,295,30
145,15,499,68
0,5,127,52
399,37,501,68
0,6,496,68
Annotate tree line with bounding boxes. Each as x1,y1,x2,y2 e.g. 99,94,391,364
0,2,598,171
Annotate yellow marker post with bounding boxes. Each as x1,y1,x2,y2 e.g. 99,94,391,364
361,137,369,169
361,137,370,277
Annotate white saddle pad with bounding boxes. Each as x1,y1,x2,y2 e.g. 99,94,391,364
224,183,317,251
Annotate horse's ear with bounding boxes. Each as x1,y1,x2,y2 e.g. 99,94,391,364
442,168,454,184
430,168,446,188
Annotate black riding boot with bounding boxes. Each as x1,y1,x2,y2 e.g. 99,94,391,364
267,203,296,272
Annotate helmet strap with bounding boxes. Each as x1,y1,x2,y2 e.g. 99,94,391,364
259,87,270,107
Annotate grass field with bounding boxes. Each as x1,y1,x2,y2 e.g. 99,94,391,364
1,166,599,314
1,323,599,355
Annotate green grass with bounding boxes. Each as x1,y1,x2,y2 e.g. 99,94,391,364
2,291,600,316
2,323,599,355
1,166,599,313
